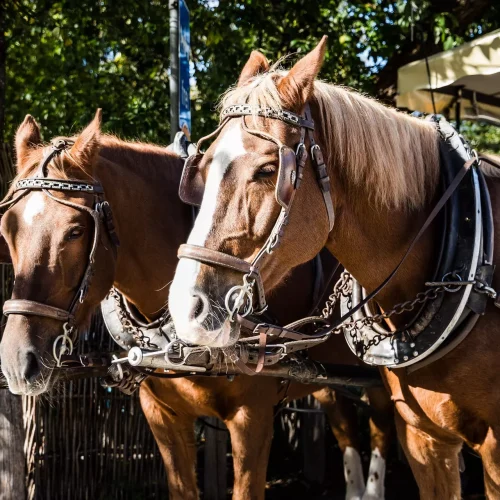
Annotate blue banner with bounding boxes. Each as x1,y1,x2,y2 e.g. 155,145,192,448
179,0,191,136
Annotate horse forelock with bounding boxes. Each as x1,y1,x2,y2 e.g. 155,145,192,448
220,69,441,211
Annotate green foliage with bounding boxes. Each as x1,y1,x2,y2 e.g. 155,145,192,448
3,0,500,144
461,122,500,154
6,0,171,143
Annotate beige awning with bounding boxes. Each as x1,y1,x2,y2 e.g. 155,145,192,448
397,29,500,124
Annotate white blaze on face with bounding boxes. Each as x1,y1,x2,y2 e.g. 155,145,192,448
362,447,386,500
343,446,365,500
23,192,46,226
169,122,247,345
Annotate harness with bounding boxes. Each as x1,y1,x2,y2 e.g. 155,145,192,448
339,118,498,369
0,139,119,366
177,104,500,372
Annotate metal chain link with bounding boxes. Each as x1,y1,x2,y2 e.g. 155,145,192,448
321,271,447,357
109,288,162,350
321,271,353,319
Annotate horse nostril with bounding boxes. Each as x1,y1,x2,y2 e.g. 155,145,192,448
191,293,207,322
23,352,41,384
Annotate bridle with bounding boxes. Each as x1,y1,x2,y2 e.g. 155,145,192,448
177,103,338,372
178,103,334,320
0,139,120,366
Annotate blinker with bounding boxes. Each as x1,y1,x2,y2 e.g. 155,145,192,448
179,153,205,206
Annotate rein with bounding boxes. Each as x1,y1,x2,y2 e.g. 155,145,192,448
1,139,120,366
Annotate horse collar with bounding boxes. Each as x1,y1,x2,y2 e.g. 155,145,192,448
341,117,495,369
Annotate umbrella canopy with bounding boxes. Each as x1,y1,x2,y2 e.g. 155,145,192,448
397,29,500,125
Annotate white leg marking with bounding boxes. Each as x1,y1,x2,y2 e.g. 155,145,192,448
362,447,386,500
23,192,46,226
344,446,365,500
169,122,247,344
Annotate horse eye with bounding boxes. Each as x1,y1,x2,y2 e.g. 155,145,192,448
255,164,277,179
66,227,85,241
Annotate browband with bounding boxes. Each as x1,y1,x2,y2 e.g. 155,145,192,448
221,104,315,130
15,178,104,194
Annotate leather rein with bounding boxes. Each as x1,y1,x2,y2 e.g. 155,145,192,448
0,139,119,366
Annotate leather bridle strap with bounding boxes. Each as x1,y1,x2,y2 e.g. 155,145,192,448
178,244,253,274
3,299,73,321
304,105,335,230
1,139,119,328
178,243,267,312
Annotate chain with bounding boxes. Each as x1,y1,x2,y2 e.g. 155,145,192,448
109,288,161,350
322,271,353,319
321,271,447,357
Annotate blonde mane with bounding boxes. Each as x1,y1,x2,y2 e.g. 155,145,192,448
220,68,440,210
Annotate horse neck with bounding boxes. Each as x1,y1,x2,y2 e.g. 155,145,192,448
95,140,191,319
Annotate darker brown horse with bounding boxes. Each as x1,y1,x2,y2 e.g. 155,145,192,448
169,37,500,498
0,113,391,499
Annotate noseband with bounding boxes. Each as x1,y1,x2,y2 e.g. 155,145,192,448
178,103,335,320
0,139,119,366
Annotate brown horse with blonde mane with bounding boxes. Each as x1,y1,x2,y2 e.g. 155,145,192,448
0,113,391,499
169,36,500,498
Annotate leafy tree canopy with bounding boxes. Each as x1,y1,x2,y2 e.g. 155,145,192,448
2,0,500,147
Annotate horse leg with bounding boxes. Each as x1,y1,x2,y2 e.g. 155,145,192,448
395,411,462,499
478,426,500,498
363,387,392,500
313,388,365,500
224,404,274,500
139,382,199,500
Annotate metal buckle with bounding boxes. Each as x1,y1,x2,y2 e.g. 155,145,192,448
225,274,255,321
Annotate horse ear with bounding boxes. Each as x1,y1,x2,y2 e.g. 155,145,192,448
69,109,102,170
15,115,42,169
278,36,328,110
238,51,270,87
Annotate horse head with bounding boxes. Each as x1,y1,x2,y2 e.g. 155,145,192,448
0,111,117,395
169,38,332,347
